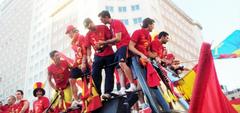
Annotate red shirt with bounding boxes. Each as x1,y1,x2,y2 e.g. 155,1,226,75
110,19,130,49
149,39,165,59
48,60,70,89
131,28,152,56
14,100,29,113
0,104,16,113
72,33,87,67
85,25,114,56
33,96,49,113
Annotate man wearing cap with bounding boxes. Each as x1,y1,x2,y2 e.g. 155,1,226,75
98,10,136,95
47,50,72,112
65,25,88,101
83,18,115,98
14,90,29,113
32,82,50,113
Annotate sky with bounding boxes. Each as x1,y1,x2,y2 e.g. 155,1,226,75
172,0,240,91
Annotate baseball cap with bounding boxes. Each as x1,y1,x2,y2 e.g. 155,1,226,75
65,25,76,34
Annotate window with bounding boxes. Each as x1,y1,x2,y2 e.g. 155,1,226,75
105,6,114,12
121,19,129,25
131,4,140,11
118,6,127,12
133,17,142,24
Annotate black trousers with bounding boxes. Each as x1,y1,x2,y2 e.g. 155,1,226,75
92,54,115,94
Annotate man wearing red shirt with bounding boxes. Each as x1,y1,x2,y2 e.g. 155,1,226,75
83,18,115,98
65,25,88,101
0,95,16,113
149,31,169,64
47,50,72,112
14,90,29,113
32,82,50,113
128,17,154,110
98,10,136,94
129,18,171,112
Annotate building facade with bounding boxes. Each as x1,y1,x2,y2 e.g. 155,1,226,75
0,0,203,104
0,0,33,101
23,0,56,103
100,0,203,68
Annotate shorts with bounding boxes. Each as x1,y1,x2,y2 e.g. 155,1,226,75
70,67,90,79
114,46,128,68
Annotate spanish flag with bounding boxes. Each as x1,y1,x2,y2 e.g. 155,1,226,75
189,42,237,113
176,65,197,101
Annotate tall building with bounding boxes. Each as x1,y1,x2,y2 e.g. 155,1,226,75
49,0,203,94
50,0,203,69
0,0,203,103
50,0,80,57
159,0,203,68
101,0,203,68
0,0,33,101
24,0,56,103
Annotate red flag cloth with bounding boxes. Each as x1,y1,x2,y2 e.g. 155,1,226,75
230,98,240,105
146,62,161,87
189,42,237,113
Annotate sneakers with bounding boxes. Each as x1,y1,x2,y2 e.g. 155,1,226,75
125,83,137,92
119,88,126,95
71,100,81,107
101,93,111,100
112,88,126,95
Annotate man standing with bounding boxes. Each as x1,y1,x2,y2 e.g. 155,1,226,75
128,17,155,110
47,50,72,112
129,18,171,112
32,82,50,113
98,10,136,94
65,25,88,101
15,90,29,113
83,18,115,98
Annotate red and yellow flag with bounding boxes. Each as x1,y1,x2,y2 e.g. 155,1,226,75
176,65,197,101
189,42,237,113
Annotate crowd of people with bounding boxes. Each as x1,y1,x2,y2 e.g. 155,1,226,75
0,83,49,113
0,10,189,113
